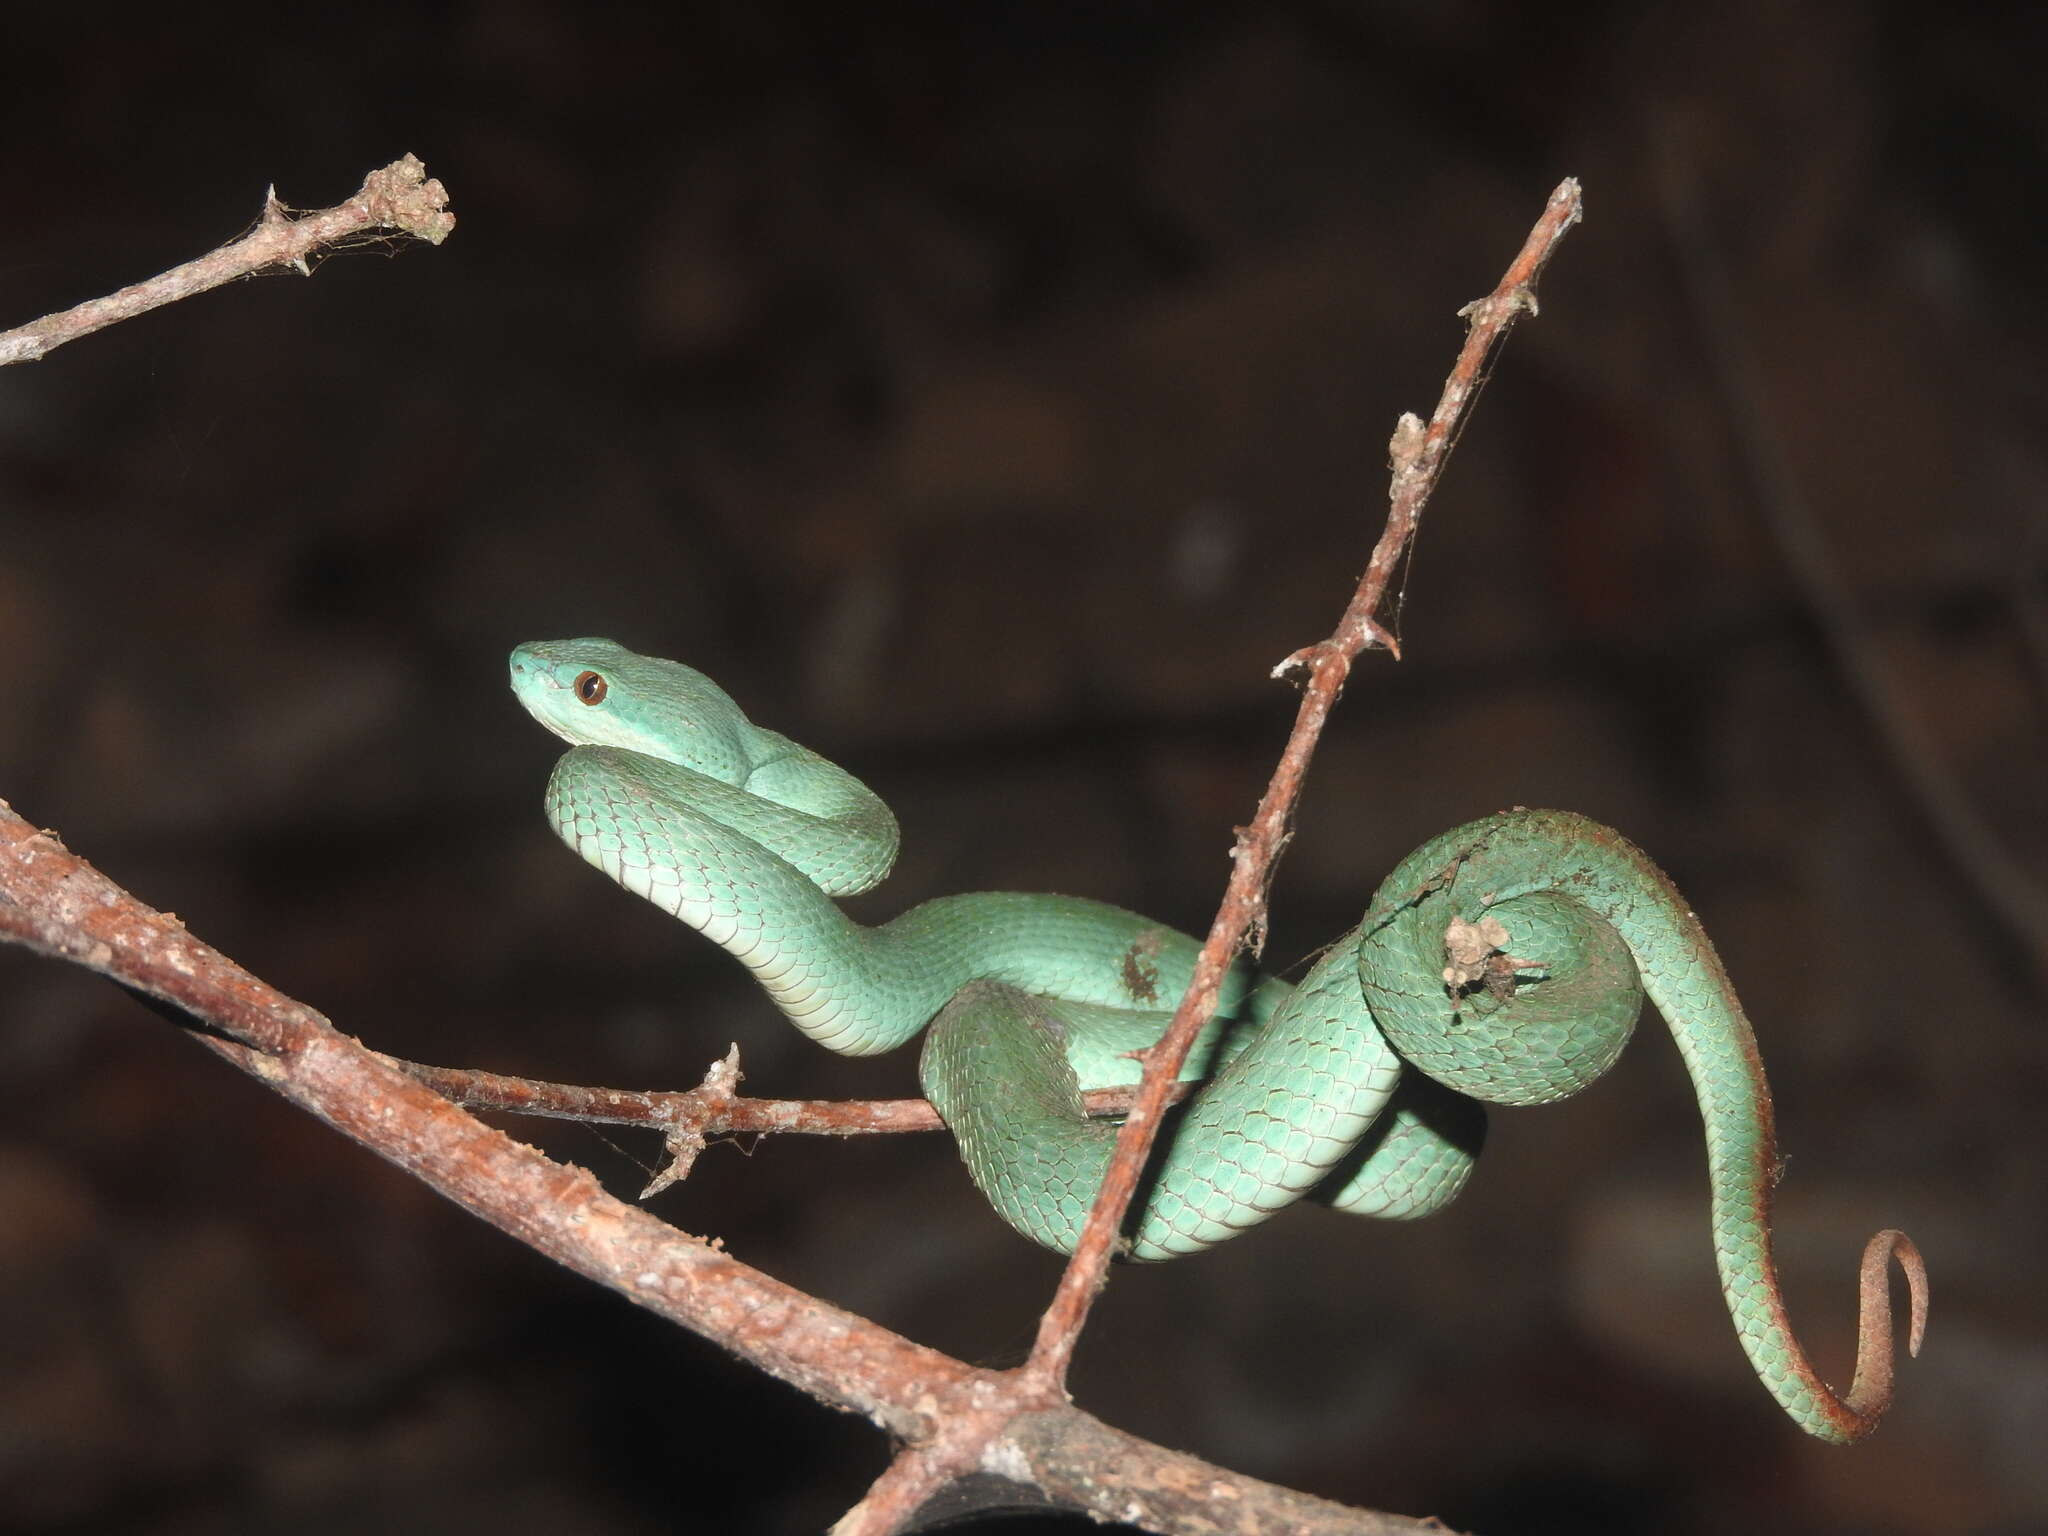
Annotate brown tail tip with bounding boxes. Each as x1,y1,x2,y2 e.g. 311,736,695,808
1845,1228,1928,1428
1869,1228,1930,1359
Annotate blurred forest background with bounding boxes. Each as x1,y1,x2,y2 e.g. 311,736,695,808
1,3,2042,1533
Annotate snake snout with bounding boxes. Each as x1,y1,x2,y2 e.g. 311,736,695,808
508,644,560,687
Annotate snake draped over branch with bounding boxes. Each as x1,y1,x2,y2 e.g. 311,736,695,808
510,637,1926,1443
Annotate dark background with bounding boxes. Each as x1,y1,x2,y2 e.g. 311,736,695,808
1,3,2040,1532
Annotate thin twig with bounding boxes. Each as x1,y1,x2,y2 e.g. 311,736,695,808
2006,559,2048,716
1019,178,1585,1397
391,1049,950,1133
1655,164,2048,986
0,154,455,366
389,1050,1184,1197
390,1051,1171,1135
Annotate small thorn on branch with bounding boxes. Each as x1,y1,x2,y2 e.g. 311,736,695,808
1348,614,1402,659
1457,286,1541,325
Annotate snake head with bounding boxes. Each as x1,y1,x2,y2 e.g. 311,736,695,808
509,638,755,784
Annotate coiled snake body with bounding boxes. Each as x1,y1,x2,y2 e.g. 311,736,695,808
511,637,1925,1442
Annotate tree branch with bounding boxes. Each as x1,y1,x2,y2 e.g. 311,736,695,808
1019,177,1585,1399
0,154,454,366
388,1050,1183,1196
0,801,1443,1533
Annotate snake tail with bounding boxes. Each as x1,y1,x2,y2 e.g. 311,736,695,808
1356,812,1927,1441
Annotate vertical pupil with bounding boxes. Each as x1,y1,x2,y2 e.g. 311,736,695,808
575,671,607,704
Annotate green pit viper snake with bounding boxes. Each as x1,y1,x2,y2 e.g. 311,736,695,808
510,637,1926,1442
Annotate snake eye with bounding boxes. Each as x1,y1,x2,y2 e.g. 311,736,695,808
573,670,608,704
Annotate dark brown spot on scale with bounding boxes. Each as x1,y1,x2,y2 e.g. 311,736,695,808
1121,929,1165,1004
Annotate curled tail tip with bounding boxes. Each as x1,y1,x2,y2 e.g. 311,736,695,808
1825,1227,1927,1439
1865,1227,1929,1359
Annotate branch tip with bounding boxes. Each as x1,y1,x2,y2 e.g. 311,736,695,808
645,1130,703,1197
0,154,455,367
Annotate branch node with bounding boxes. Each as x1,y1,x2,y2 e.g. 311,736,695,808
1348,613,1402,659
1388,411,1427,477
643,1045,747,1197
1457,286,1540,325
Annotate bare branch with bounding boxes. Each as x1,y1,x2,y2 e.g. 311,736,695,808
1655,163,2048,986
1021,178,1586,1395
0,805,938,1432
391,1047,946,1133
0,154,454,366
388,1051,1184,1196
389,1050,1171,1136
1004,1410,1450,1536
